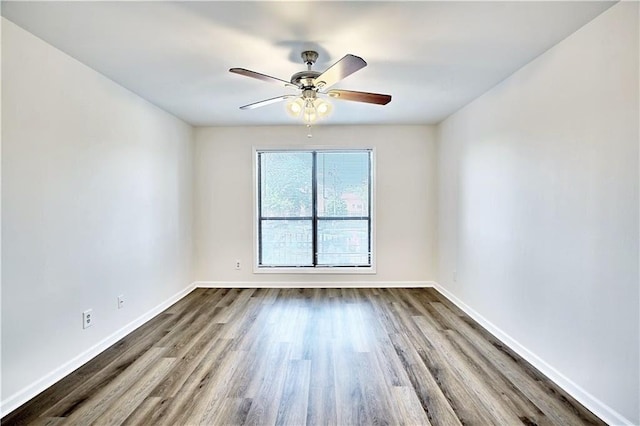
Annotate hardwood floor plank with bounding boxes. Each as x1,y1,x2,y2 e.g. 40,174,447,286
243,343,291,426
23,313,176,421
63,347,167,425
444,329,553,426
306,383,337,426
224,297,261,340
333,347,369,426
152,290,224,352
367,289,404,335
255,286,281,299
391,386,433,426
149,322,225,398
2,288,605,426
412,314,523,424
306,338,337,426
388,331,463,426
275,359,311,426
430,299,603,425
360,292,413,389
25,417,66,426
391,299,493,424
355,351,401,425
206,397,253,426
120,396,162,426
158,337,237,425
1,311,175,425
96,356,176,426
216,288,257,324
190,347,246,425
348,299,372,353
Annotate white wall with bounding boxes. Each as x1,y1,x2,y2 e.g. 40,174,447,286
436,3,639,424
1,18,194,412
194,125,436,284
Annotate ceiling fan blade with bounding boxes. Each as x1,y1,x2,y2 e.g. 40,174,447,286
230,68,297,88
314,54,367,90
239,95,297,110
326,89,392,105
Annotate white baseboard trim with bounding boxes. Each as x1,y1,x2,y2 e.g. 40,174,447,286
432,282,633,426
194,281,435,288
0,283,196,417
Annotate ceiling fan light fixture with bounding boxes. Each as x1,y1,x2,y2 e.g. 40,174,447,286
287,95,332,124
303,98,318,123
303,110,317,124
286,97,305,117
314,98,332,117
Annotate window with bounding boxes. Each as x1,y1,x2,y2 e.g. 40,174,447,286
256,149,373,270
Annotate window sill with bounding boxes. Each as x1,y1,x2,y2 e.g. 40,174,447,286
253,266,376,275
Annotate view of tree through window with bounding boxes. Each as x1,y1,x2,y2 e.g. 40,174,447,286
258,150,372,268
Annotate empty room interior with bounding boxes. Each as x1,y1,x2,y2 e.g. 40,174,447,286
1,1,638,425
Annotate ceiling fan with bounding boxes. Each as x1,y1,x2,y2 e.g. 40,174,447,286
229,51,391,124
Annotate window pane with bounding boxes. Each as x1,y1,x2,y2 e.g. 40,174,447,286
260,152,312,217
261,220,312,266
317,151,370,217
317,220,369,266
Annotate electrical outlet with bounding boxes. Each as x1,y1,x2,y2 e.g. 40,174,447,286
117,295,125,309
82,309,93,329
235,260,241,270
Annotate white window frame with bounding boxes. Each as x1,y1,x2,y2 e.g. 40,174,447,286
252,146,376,274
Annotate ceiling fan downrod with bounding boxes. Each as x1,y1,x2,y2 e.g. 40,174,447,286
301,50,318,70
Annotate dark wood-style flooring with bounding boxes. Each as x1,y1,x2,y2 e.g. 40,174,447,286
3,288,604,425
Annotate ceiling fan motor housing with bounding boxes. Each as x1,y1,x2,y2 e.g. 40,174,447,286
291,70,321,88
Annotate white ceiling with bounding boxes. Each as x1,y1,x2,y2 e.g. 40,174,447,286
2,1,614,126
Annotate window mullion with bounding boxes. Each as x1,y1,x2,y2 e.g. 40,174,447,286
312,151,318,266
368,151,372,265
257,152,263,266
